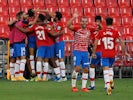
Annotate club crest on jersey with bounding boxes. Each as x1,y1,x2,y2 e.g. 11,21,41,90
57,26,61,30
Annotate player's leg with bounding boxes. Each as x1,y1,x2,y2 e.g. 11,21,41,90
13,43,21,80
28,36,36,76
19,43,27,81
88,52,101,90
55,41,67,81
9,45,16,81
109,58,115,89
81,52,89,92
71,50,81,92
42,58,49,81
35,46,45,81
102,58,112,95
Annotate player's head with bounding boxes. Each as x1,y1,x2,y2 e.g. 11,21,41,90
27,8,35,17
95,15,102,25
54,11,62,21
80,16,88,29
106,17,113,26
37,14,46,22
46,14,52,22
16,11,25,20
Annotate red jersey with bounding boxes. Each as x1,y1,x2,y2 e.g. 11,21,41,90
96,28,121,58
47,21,55,45
52,21,65,42
29,24,51,47
73,26,92,51
27,17,36,36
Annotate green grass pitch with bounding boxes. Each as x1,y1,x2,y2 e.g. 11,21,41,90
0,78,133,100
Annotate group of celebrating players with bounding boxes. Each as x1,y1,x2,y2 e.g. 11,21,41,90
8,8,129,95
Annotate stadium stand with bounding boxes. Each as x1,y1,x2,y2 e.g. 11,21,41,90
0,0,133,78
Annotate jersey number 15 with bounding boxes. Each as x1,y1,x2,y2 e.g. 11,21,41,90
102,37,114,50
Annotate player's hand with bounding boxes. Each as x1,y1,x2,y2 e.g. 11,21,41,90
73,11,78,18
125,52,130,58
92,53,97,58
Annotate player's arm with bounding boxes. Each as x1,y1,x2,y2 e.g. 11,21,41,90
8,19,17,26
67,12,78,31
118,37,130,57
92,38,98,58
15,23,31,33
29,13,39,25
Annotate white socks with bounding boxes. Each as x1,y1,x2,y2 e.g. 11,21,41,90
82,73,88,89
103,70,110,89
72,70,78,88
53,67,61,78
19,59,26,77
10,62,15,78
43,62,49,79
109,68,114,81
89,68,95,87
30,55,35,73
36,61,42,78
60,61,66,78
14,60,20,78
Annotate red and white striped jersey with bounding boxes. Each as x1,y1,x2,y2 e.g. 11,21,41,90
73,26,92,51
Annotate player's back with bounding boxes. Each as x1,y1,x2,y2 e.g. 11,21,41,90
97,27,121,58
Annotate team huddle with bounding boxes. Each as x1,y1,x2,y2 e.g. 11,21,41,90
8,8,129,95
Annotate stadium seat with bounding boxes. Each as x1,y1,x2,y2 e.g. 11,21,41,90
119,7,132,17
95,7,108,18
32,0,45,7
0,0,7,6
88,16,95,26
122,17,133,27
94,0,106,7
46,6,59,13
81,0,94,7
57,0,69,7
8,6,21,17
106,0,118,7
70,0,81,7
72,17,81,26
20,0,33,6
114,26,124,35
0,25,9,39
34,5,45,10
45,0,57,7
0,15,9,25
108,7,120,17
118,0,131,7
62,16,71,24
71,7,83,17
21,6,34,13
123,27,133,35
112,17,122,26
131,0,133,7
9,15,16,21
83,7,95,17
0,6,8,16
59,7,71,17
8,0,20,7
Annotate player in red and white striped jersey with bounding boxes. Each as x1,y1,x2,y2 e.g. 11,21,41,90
67,12,93,92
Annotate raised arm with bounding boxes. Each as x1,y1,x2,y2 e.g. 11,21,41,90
15,23,30,33
66,12,78,31
8,19,17,26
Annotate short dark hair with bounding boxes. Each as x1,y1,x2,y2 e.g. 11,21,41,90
55,11,62,20
106,17,113,26
27,8,34,17
16,11,24,20
38,14,46,22
95,16,102,22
